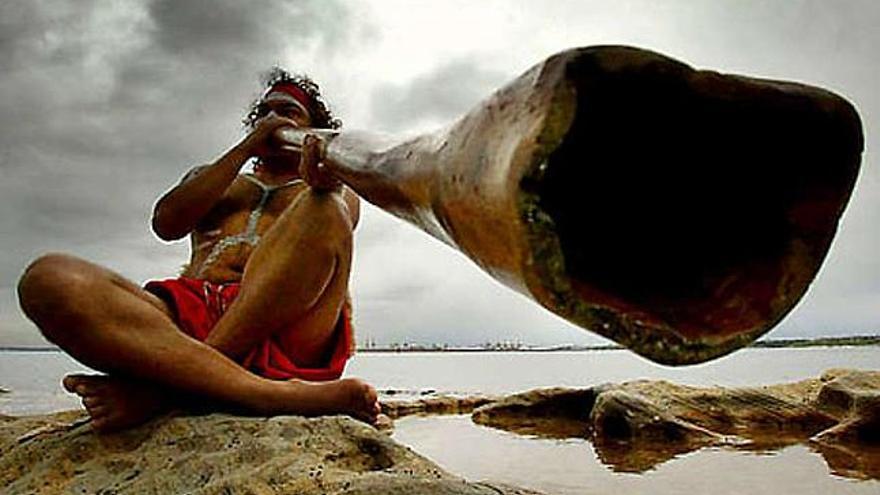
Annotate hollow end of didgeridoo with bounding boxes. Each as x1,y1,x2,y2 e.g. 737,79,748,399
518,47,863,365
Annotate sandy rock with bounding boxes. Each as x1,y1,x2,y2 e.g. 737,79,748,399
0,411,543,495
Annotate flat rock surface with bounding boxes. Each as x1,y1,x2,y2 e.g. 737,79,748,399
1,411,542,495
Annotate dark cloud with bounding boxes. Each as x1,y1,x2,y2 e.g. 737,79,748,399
0,0,352,210
152,0,350,58
0,3,34,70
369,58,509,132
0,0,352,168
150,1,268,58
0,2,87,72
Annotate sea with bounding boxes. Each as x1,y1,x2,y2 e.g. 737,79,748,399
2,347,879,494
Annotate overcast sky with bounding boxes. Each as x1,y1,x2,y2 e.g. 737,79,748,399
1,0,877,348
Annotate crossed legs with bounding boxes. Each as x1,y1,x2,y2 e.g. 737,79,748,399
17,188,378,432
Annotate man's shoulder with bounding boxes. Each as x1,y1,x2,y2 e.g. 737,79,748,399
178,164,211,184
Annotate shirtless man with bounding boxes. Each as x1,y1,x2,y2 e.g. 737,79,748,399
16,70,380,431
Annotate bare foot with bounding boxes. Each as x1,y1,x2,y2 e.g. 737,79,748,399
272,378,381,424
374,413,394,432
62,374,168,433
64,374,381,429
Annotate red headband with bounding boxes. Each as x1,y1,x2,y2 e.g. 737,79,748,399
265,82,313,113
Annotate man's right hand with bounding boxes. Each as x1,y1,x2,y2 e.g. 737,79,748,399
299,134,342,192
153,116,300,241
238,114,301,159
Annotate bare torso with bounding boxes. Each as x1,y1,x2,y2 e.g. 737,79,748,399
184,171,310,283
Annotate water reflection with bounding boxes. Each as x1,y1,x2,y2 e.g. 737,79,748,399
459,369,880,480
814,443,880,480
522,424,880,480
473,407,880,481
393,415,879,495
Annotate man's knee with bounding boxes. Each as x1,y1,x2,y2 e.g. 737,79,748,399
18,253,97,328
298,189,353,244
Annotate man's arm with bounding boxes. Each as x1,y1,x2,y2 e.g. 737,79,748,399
152,145,251,241
342,187,361,229
151,115,300,241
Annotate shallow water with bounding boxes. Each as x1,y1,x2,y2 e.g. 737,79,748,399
2,347,879,493
345,346,880,393
3,347,880,414
392,415,878,495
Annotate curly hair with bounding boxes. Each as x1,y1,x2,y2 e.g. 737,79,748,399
243,67,342,130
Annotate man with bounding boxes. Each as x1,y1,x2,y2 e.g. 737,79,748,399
17,69,381,431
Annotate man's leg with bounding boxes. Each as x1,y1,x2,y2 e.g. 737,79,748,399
207,187,355,367
17,253,377,431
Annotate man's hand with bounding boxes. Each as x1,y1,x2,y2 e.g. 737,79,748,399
299,134,342,192
153,116,298,241
239,114,301,159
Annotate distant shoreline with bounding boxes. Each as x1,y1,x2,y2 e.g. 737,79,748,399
2,335,878,353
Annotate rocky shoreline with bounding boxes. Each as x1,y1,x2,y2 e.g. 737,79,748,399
470,368,880,477
2,369,878,493
1,410,541,495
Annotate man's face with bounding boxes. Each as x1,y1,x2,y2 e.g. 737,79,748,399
255,91,313,128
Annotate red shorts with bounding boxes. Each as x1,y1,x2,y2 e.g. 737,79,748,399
145,277,354,381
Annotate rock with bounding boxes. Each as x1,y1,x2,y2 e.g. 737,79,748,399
382,394,497,420
0,411,544,495
811,368,880,445
471,369,880,475
606,379,838,444
806,369,880,477
471,388,598,438
588,388,728,472
4,369,878,490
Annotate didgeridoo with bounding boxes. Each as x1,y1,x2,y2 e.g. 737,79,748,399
277,46,863,365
